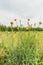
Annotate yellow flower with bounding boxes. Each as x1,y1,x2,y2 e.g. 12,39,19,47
13,32,18,39
13,34,17,38
26,26,31,30
10,22,14,27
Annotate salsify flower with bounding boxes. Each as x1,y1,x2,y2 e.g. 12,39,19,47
27,18,30,21
27,18,30,26
10,22,14,27
14,18,16,21
39,21,42,25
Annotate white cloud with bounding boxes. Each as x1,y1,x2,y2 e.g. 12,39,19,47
0,0,43,27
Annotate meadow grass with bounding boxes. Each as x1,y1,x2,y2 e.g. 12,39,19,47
0,31,43,65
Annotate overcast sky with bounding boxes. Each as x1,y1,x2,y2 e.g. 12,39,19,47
0,0,43,27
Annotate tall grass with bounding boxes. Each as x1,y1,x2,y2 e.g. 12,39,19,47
0,32,43,65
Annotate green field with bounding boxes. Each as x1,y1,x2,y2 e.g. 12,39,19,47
0,31,43,65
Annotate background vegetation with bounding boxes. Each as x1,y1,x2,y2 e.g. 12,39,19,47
0,25,43,31
0,18,43,31
0,31,43,65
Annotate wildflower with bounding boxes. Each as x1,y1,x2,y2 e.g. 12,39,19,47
27,18,30,21
26,26,31,30
14,18,16,21
39,21,42,25
10,22,14,27
13,33,18,38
